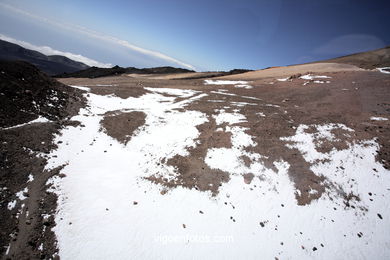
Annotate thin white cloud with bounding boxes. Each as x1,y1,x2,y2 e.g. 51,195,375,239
0,3,196,70
0,34,112,68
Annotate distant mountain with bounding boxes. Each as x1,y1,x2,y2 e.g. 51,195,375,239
56,65,195,78
317,45,390,69
0,39,89,76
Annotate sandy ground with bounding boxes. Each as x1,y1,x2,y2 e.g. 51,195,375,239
217,62,363,80
2,63,390,259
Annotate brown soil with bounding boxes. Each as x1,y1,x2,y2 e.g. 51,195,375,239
100,111,146,144
147,117,231,195
0,61,85,259
59,70,390,205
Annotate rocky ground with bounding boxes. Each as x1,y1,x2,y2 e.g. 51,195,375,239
0,61,85,259
1,61,390,259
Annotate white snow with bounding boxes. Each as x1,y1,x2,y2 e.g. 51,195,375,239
212,110,247,125
7,200,17,210
1,116,50,130
377,67,390,74
277,77,290,82
313,80,330,84
145,87,200,98
28,174,34,182
256,112,266,117
300,74,331,80
69,85,91,92
16,188,28,201
204,80,248,85
210,91,261,101
230,101,257,107
44,87,390,259
371,116,388,121
234,84,253,89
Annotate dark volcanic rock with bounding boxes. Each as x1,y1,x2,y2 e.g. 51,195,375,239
0,60,85,128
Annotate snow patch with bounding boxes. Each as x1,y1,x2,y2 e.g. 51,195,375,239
204,80,248,85
371,116,388,121
1,116,50,130
377,67,390,74
300,74,331,80
234,84,253,89
69,85,91,92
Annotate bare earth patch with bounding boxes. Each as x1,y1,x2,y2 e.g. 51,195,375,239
100,111,146,144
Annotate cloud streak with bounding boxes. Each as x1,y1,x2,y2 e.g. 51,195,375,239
0,3,196,70
0,34,112,68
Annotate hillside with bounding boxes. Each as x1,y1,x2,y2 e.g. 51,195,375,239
0,39,89,75
317,45,390,69
56,65,195,78
0,60,86,258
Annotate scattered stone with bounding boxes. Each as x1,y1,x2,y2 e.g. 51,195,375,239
260,222,265,227
182,224,186,228
378,213,383,219
133,201,138,205
313,247,317,251
199,210,204,214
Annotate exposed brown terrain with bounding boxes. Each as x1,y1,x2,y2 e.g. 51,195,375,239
58,63,390,206
1,55,389,258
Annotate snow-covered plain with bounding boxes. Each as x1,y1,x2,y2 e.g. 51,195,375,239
45,86,390,259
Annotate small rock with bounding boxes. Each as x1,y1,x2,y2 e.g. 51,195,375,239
182,224,186,228
378,213,383,219
260,222,265,227
199,210,204,214
312,247,317,251
133,201,138,205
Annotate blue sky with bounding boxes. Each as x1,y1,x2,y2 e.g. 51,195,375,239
0,0,389,71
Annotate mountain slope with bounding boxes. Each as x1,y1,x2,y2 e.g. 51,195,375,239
0,60,85,127
317,45,390,69
0,39,89,75
56,65,195,78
